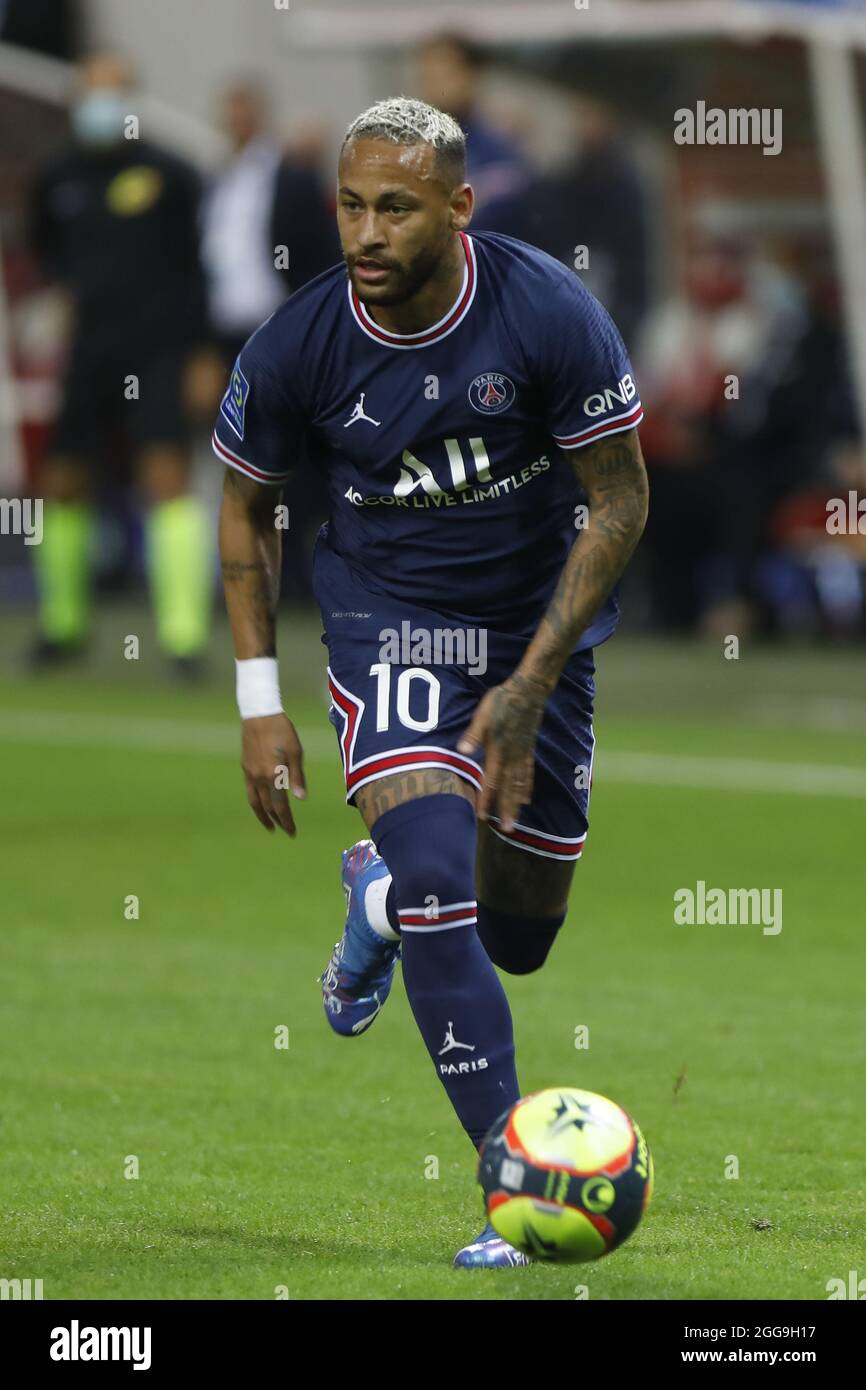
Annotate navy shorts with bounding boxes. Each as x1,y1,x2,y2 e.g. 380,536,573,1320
314,536,596,863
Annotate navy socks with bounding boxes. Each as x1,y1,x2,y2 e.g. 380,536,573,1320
372,795,520,1149
475,903,566,975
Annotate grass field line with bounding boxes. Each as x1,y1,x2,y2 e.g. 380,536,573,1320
746,694,866,731
2,707,866,798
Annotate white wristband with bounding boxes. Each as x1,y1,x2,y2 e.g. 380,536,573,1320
236,657,283,720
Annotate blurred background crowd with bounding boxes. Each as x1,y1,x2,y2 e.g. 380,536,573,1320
2,0,866,672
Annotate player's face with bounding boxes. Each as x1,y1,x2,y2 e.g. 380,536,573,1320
338,139,471,306
78,52,136,95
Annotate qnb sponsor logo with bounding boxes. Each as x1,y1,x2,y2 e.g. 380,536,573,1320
378,621,488,676
673,881,783,936
826,491,866,535
583,374,637,418
50,1321,152,1371
674,101,783,157
0,1277,43,1299
0,497,43,545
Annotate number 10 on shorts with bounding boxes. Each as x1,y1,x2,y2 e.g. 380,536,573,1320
370,662,441,733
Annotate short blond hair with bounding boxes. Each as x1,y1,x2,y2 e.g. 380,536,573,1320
342,96,465,181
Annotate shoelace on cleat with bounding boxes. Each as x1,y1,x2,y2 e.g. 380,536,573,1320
320,940,344,990
320,939,379,998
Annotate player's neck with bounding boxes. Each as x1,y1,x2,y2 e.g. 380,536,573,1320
364,234,466,337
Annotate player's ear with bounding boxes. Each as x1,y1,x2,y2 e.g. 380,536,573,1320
450,182,474,231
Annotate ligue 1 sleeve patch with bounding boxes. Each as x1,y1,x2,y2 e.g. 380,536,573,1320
220,362,250,442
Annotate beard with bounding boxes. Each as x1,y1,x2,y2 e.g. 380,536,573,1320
346,236,449,307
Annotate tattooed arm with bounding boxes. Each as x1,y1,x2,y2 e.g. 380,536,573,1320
520,429,648,688
218,465,284,657
458,428,648,830
219,466,306,836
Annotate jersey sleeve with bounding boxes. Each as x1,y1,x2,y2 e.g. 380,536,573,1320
540,271,643,452
211,324,305,485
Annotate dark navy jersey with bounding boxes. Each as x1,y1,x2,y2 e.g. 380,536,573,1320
212,230,642,645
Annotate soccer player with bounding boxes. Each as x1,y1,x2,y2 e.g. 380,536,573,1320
215,98,648,1268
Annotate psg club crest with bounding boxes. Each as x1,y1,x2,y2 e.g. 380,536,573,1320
468,372,516,415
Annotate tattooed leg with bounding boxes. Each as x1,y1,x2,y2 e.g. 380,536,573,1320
356,772,570,913
476,820,575,918
473,822,574,974
355,767,475,834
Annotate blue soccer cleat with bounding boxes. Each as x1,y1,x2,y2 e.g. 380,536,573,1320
320,840,400,1037
453,1222,531,1269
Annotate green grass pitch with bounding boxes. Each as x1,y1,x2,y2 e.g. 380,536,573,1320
0,608,863,1300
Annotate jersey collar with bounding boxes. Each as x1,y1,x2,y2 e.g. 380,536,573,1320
347,231,477,350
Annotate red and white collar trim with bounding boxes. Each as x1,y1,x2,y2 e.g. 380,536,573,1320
348,231,477,350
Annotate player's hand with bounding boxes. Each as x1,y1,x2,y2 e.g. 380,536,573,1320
458,672,549,832
240,713,307,837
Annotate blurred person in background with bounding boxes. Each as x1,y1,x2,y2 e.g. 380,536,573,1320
529,93,650,351
763,437,866,638
192,82,338,604
415,31,531,237
0,0,79,59
636,233,841,636
723,239,858,635
29,50,211,675
200,80,338,368
769,239,863,639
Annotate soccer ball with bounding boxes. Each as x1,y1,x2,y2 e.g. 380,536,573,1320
477,1087,653,1262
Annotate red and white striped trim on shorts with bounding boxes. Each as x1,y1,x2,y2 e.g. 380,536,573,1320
487,816,587,862
327,668,483,802
327,668,590,861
